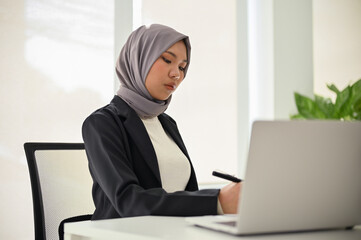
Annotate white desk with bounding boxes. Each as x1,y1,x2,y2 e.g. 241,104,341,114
64,216,361,240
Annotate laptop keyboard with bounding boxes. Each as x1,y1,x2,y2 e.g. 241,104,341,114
216,221,237,227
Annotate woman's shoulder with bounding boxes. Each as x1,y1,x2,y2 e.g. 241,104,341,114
87,96,130,118
83,96,127,127
82,106,115,133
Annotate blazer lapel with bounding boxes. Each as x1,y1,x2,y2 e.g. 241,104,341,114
158,114,190,160
111,96,162,185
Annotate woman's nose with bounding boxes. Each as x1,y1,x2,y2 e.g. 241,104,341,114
169,67,180,80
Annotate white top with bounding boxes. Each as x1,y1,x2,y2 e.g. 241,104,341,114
141,117,191,193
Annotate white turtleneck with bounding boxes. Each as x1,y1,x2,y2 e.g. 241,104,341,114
141,117,191,193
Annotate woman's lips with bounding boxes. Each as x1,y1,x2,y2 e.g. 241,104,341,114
164,84,176,91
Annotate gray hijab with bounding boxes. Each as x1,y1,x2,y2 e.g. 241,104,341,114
116,24,191,118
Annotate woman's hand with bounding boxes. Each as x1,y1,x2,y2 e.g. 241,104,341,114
219,182,242,214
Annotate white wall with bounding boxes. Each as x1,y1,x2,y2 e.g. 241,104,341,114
313,0,361,98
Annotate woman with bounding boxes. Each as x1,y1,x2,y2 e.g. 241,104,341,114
82,24,241,220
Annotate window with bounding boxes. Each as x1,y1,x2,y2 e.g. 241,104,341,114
1,1,114,239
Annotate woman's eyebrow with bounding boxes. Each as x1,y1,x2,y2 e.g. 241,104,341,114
165,51,188,63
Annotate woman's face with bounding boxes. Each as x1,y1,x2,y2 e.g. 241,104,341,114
145,40,188,101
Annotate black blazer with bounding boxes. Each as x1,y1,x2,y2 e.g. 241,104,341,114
82,96,219,220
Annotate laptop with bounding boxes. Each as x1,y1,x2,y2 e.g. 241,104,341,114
187,120,361,235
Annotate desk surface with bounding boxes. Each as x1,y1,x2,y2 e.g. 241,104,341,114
64,216,361,240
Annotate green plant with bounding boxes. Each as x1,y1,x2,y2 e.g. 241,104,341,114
291,78,361,120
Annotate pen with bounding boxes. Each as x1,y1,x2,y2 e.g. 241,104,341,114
212,171,242,183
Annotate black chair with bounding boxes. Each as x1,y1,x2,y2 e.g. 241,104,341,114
24,142,94,240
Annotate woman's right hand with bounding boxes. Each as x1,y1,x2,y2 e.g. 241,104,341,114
219,182,242,214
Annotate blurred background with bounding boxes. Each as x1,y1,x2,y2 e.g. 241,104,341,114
1,0,360,239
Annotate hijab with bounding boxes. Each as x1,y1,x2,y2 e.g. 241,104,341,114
116,24,191,118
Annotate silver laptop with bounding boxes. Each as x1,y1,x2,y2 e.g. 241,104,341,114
187,120,361,235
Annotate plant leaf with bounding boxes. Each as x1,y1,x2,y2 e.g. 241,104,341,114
294,92,326,119
290,114,305,119
333,85,351,118
314,95,334,118
291,79,361,121
327,84,340,95
350,79,361,118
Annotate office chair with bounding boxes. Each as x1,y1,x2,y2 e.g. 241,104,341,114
24,142,94,240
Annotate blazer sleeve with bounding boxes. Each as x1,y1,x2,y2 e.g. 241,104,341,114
82,111,220,218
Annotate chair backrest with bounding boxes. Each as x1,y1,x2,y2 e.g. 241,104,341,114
24,142,94,240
